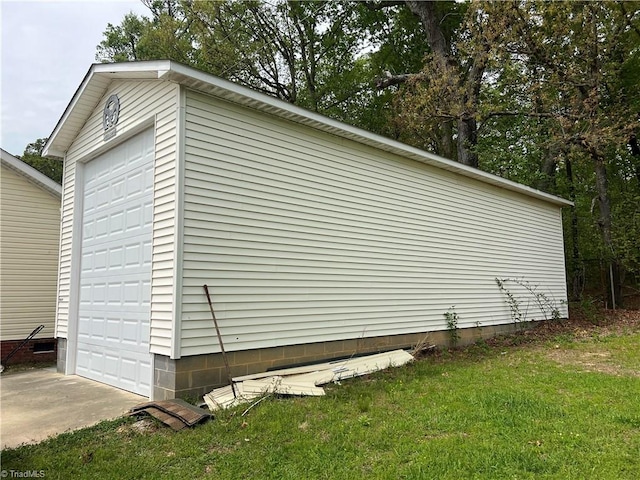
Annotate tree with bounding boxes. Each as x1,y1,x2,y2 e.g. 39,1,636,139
367,1,489,166
18,138,63,184
96,1,380,128
96,13,149,62
488,1,640,305
96,2,197,64
94,0,640,302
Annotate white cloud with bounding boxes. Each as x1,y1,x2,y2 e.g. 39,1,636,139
1,0,150,156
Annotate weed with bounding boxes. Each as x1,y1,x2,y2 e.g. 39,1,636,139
471,338,490,355
444,306,461,347
357,393,372,413
551,333,574,346
577,295,601,324
357,414,372,427
496,278,525,324
496,277,564,324
411,334,435,357
180,394,203,407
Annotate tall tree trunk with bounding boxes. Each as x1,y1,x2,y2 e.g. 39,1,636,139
630,134,640,188
565,158,583,300
404,1,450,63
440,121,455,160
456,117,478,167
405,0,479,167
537,142,560,192
593,153,622,308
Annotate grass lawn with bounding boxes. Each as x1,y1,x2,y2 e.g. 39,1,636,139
2,310,639,479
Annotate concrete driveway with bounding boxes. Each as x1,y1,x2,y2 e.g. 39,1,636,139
1,367,145,449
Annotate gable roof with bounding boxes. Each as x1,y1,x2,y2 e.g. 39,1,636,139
1,148,62,198
43,60,571,207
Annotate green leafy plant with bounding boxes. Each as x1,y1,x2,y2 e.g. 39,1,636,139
444,306,461,347
495,278,525,324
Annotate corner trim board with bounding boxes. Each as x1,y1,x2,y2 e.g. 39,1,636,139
67,161,84,374
170,86,186,360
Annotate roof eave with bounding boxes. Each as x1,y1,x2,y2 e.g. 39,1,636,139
43,64,95,158
43,60,573,207
164,63,573,208
43,60,172,159
1,148,62,197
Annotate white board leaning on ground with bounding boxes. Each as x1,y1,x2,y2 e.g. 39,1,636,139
43,60,571,399
204,350,415,412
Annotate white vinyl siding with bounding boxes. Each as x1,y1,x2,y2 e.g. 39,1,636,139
56,79,178,356
0,165,60,340
180,89,568,356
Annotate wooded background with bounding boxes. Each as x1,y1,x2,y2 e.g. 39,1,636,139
21,0,640,307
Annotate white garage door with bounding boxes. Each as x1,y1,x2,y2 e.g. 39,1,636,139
77,129,154,396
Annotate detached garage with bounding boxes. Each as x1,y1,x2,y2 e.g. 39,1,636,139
44,61,570,400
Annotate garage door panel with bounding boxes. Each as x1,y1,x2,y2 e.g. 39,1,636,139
76,344,152,394
80,273,151,299
78,311,150,350
77,128,153,397
82,200,153,247
81,240,152,277
84,172,153,212
84,134,153,185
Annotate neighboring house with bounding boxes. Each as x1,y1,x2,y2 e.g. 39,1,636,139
43,61,571,400
0,149,61,364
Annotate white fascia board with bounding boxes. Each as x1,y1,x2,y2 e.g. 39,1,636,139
45,148,66,159
43,64,96,159
0,148,62,197
92,60,171,75
44,61,173,158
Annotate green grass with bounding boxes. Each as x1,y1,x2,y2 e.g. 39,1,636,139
3,324,640,479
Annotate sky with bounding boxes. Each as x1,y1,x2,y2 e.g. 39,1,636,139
1,0,151,156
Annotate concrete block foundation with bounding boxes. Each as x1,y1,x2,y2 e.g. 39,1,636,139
57,338,67,374
152,322,521,400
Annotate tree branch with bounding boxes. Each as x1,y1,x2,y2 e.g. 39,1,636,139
364,1,405,11
482,111,579,122
375,71,415,89
619,2,640,40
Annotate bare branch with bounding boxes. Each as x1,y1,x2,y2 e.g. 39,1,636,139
375,71,415,89
364,1,406,11
482,111,579,122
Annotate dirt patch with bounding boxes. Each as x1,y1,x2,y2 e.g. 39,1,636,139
476,308,640,350
546,349,640,378
513,307,640,377
208,442,239,454
435,308,640,375
117,418,160,436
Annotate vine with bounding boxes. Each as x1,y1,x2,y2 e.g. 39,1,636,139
495,277,564,324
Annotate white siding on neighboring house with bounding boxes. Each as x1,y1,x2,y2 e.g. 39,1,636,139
181,89,567,356
0,164,60,340
56,79,179,356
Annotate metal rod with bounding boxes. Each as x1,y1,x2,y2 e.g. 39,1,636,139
609,263,616,310
203,284,237,398
1,324,45,371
